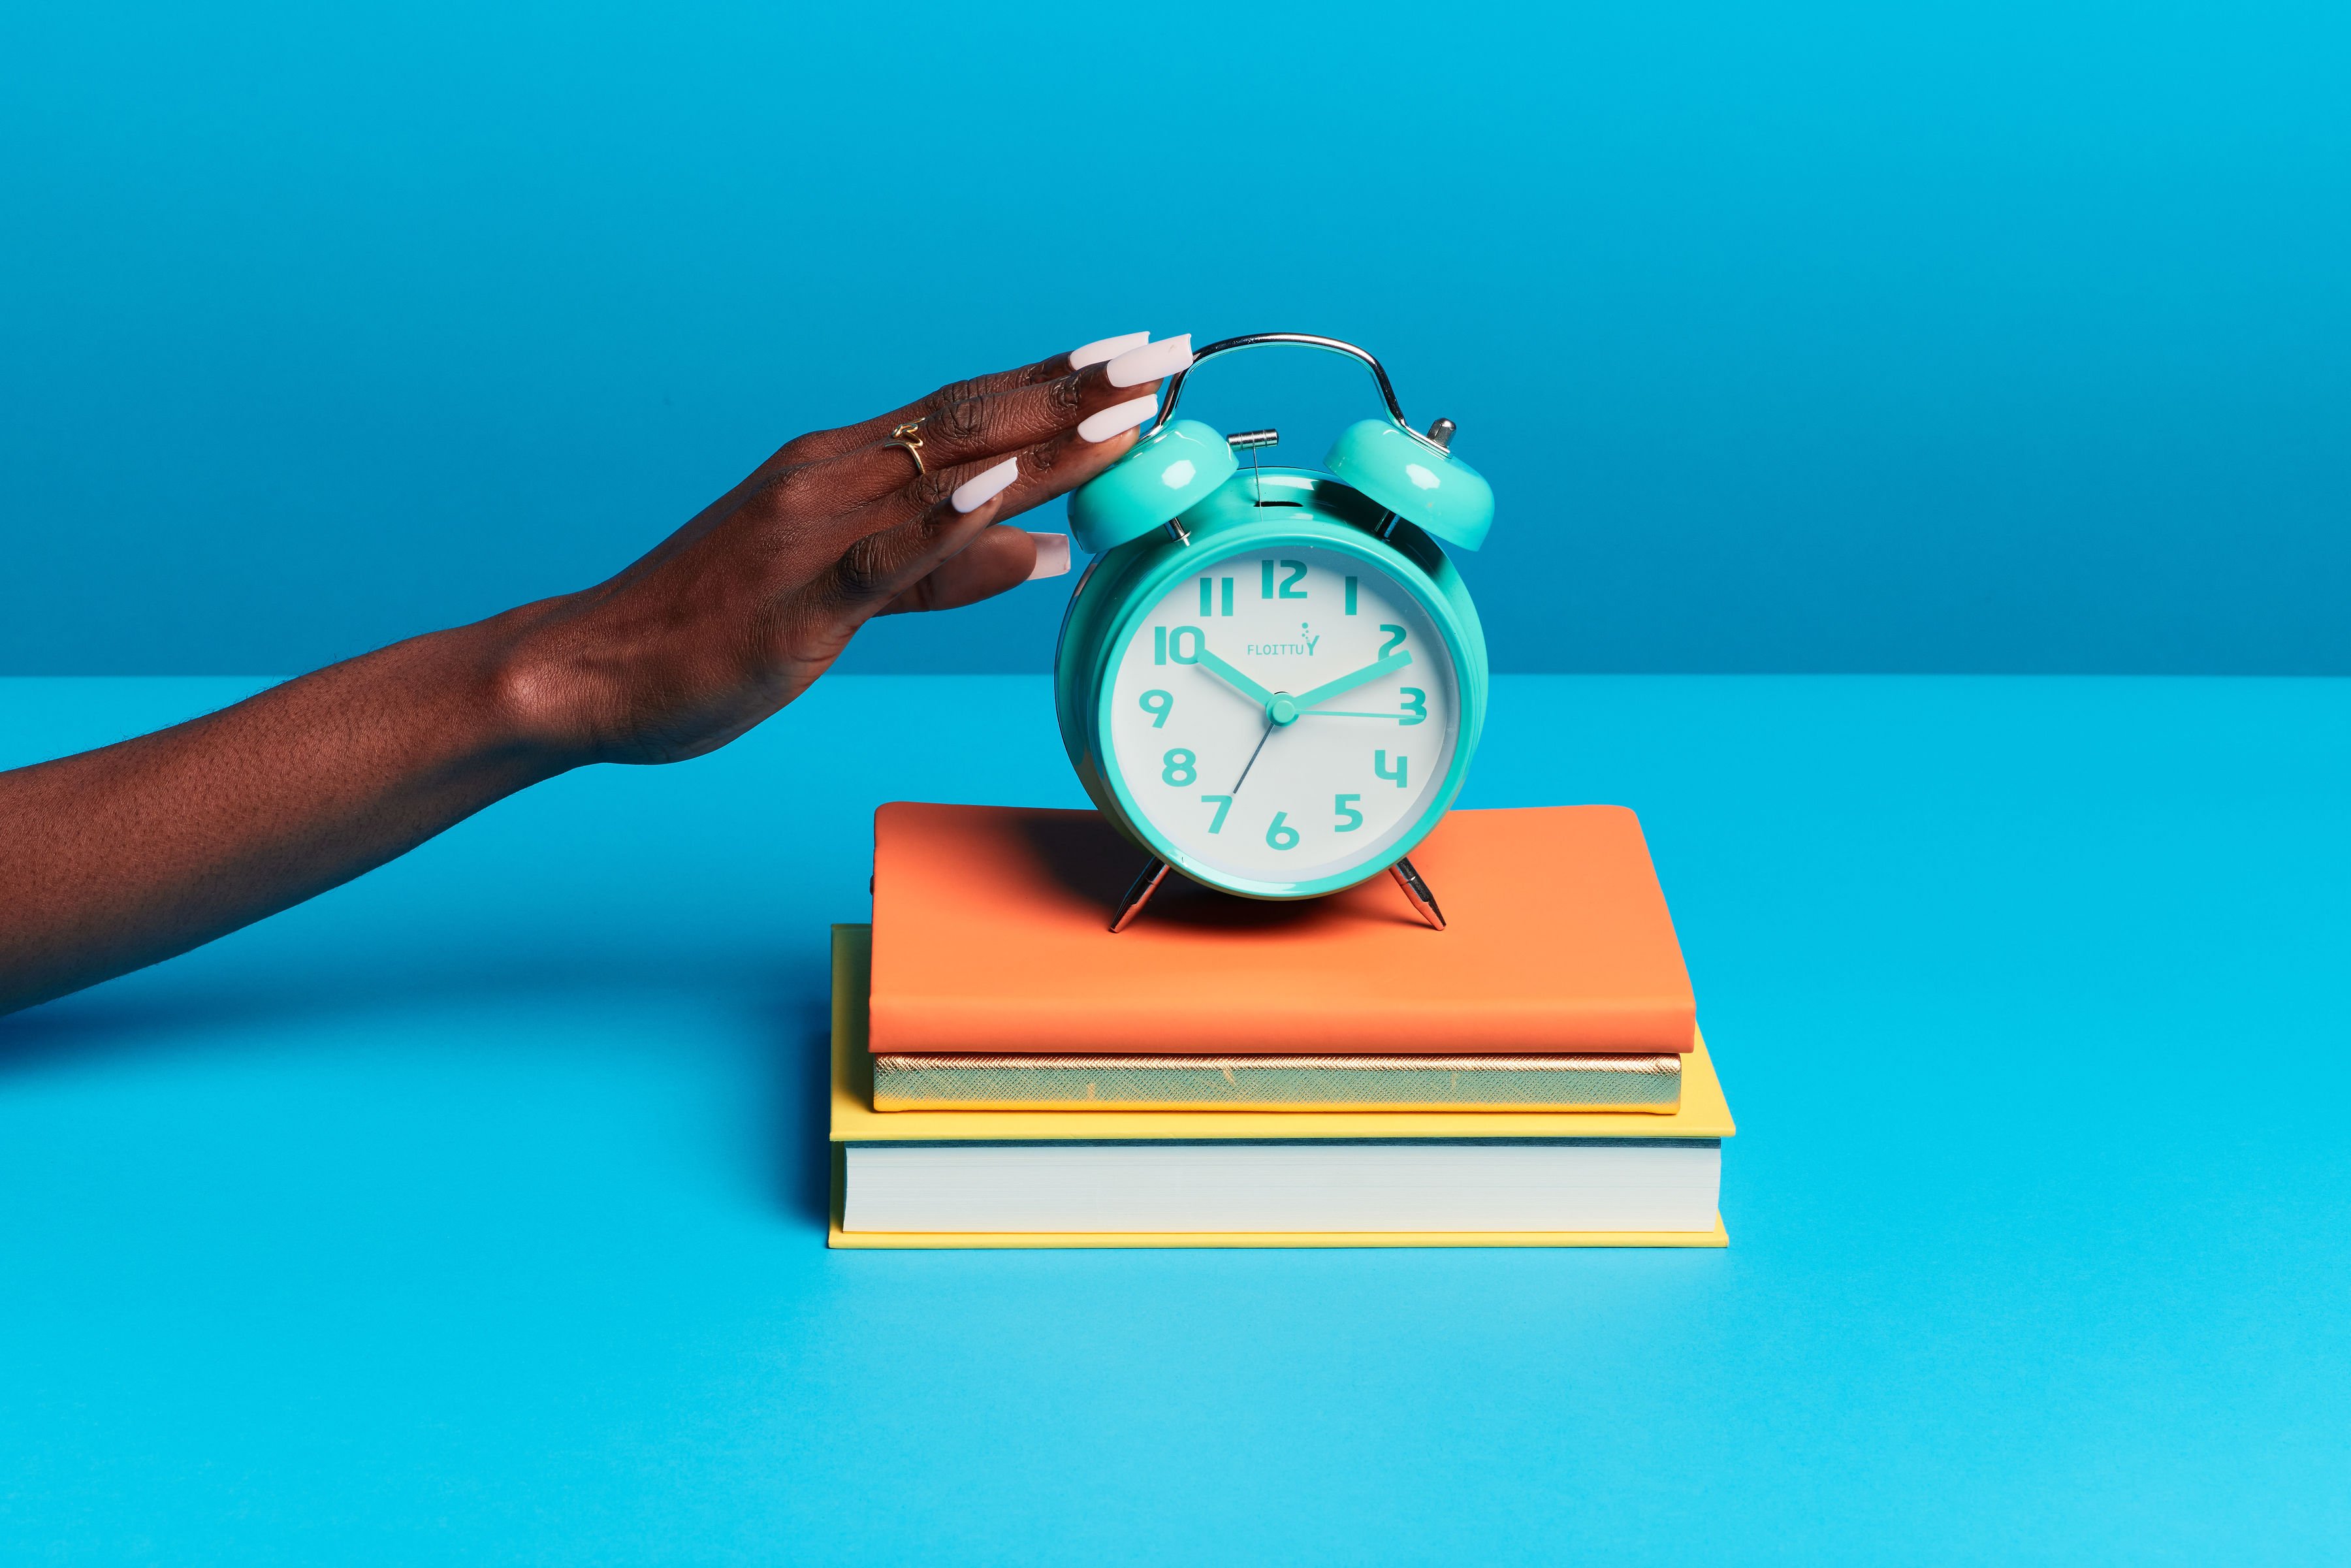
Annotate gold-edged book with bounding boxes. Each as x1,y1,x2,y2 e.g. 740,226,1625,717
874,1051,1683,1112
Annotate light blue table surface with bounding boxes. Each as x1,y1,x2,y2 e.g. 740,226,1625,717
2,675,2345,1565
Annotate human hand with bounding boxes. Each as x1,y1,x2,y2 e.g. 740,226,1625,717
494,331,1194,765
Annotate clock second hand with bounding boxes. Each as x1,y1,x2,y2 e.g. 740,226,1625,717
1229,716,1277,794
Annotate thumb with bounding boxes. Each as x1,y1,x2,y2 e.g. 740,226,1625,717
874,528,1070,617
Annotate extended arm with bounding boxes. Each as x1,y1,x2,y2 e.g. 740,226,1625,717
0,334,1191,1014
0,624,560,1013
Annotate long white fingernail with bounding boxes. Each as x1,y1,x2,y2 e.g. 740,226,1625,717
1068,331,1149,370
1078,394,1157,443
1105,333,1192,389
1026,532,1071,579
951,456,1021,513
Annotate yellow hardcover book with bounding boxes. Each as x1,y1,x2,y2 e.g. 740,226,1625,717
825,927,1734,1249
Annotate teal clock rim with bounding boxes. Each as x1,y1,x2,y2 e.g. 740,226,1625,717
1083,515,1480,901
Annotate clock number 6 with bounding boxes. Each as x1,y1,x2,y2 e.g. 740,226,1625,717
1265,811,1300,851
1138,689,1173,728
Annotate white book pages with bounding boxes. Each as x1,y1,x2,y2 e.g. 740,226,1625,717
844,1140,1721,1234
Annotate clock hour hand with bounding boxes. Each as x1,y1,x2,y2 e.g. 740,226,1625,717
1290,648,1413,713
1193,645,1279,710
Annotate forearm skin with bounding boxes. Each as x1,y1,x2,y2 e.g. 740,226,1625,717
0,609,574,1016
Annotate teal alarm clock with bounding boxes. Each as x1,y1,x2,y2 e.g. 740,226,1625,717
1054,333,1494,931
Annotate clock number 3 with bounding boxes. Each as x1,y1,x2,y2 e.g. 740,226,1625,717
1398,688,1426,726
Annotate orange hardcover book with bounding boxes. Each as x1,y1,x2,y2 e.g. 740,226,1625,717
869,803,1696,1057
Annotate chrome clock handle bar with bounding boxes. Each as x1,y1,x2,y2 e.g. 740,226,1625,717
1150,333,1410,434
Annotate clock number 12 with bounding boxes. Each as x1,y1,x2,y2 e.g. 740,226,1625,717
1260,560,1309,600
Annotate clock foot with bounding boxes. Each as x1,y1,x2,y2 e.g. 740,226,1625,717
1108,857,1170,933
1389,856,1447,931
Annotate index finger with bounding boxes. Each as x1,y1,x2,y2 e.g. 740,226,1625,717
778,331,1157,466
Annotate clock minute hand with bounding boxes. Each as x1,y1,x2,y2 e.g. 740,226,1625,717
1192,645,1279,710
1290,648,1414,713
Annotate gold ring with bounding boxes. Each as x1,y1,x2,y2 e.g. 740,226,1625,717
885,419,926,477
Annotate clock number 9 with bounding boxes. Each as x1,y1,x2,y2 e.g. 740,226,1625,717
1265,811,1300,851
1138,689,1173,728
1161,748,1196,786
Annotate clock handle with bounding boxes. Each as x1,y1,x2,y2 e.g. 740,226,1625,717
1152,332,1415,434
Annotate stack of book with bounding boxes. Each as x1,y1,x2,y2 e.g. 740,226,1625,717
828,803,1735,1248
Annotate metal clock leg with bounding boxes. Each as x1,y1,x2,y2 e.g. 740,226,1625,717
1389,856,1447,931
1113,856,1445,933
1108,857,1171,933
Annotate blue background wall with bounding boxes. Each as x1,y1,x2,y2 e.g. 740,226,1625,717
5,0,2346,677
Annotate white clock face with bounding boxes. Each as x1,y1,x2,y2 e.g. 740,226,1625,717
1104,544,1461,889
